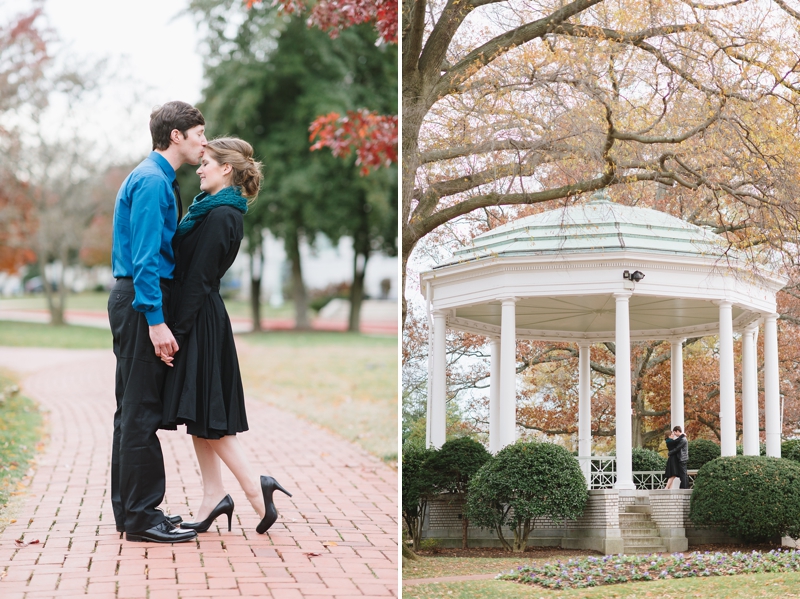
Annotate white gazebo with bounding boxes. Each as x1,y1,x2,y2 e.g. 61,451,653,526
420,195,788,490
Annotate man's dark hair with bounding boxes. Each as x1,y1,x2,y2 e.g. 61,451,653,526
149,101,205,150
673,425,682,433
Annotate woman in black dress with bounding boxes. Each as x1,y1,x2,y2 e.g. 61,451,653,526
664,426,688,489
161,137,290,534
664,431,681,489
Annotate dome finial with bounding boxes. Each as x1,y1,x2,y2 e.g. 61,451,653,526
589,188,612,204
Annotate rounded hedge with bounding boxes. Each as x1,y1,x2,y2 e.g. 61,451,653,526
631,447,667,471
465,441,588,532
686,439,720,470
689,456,800,542
782,440,800,463
426,436,490,494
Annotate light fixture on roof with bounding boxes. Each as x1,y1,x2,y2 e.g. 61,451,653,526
623,270,645,282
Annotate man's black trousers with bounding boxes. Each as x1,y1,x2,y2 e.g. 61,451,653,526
108,278,170,533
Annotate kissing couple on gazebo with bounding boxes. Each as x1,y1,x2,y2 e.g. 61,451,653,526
665,426,689,490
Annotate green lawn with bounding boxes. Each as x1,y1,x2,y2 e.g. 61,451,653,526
0,291,295,319
403,572,800,598
0,373,43,515
0,321,110,348
404,556,566,579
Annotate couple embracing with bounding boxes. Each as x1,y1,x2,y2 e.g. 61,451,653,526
108,101,290,543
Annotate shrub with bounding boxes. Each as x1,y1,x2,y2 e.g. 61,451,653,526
401,443,435,551
686,439,720,470
465,441,588,552
631,447,667,471
782,440,800,463
689,456,800,542
426,437,491,549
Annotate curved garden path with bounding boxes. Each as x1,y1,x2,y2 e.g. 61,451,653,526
0,347,397,598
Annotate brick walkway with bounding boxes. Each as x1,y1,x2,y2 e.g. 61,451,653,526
0,347,398,598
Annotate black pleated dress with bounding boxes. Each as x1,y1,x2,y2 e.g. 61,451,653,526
161,205,248,439
664,436,681,479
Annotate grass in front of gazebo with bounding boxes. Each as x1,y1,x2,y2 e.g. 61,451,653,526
403,571,800,599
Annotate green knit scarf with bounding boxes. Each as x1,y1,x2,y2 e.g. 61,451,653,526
176,186,247,237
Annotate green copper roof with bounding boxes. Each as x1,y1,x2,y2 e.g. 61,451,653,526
449,196,736,264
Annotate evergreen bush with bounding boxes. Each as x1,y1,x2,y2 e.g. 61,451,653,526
686,438,720,469
782,440,800,463
631,447,667,471
401,443,435,551
689,456,800,542
465,441,588,552
426,437,490,549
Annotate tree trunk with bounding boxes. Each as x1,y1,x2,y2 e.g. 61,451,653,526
39,256,64,326
402,544,419,562
248,238,264,333
348,250,368,333
286,230,310,330
400,91,425,330
462,514,469,550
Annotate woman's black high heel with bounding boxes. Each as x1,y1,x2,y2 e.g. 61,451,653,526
256,476,292,534
182,494,235,533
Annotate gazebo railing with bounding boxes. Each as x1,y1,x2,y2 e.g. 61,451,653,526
577,456,616,489
575,457,696,490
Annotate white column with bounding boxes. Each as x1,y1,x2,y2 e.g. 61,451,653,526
718,301,736,456
741,324,760,456
764,313,781,457
425,283,433,447
429,310,447,449
614,292,635,490
578,342,592,484
489,337,502,454
670,338,685,431
499,298,518,449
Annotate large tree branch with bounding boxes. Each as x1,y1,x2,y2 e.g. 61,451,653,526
431,0,606,100
406,171,667,245
402,0,428,74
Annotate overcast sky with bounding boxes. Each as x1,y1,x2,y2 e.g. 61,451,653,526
4,0,205,161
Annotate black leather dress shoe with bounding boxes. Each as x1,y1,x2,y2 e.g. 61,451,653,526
117,514,182,533
125,521,197,543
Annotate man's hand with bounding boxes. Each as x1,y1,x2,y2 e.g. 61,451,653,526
149,323,179,366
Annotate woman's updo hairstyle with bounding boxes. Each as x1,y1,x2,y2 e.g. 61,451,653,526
205,137,263,199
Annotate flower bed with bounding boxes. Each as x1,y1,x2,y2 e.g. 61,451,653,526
498,549,800,589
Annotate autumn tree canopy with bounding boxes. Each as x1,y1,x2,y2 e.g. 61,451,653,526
250,0,399,173
402,0,800,323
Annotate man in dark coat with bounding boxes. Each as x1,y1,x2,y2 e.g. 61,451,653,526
108,101,206,543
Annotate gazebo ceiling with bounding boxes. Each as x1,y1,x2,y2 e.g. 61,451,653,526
454,295,749,340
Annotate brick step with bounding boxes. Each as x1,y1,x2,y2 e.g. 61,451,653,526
620,520,658,529
621,528,659,538
619,513,651,522
624,505,652,514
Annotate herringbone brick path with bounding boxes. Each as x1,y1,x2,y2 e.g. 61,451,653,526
0,347,398,598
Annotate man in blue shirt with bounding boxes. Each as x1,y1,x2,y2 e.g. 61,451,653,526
109,101,206,543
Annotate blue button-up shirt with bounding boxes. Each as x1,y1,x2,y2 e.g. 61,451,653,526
111,152,178,326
